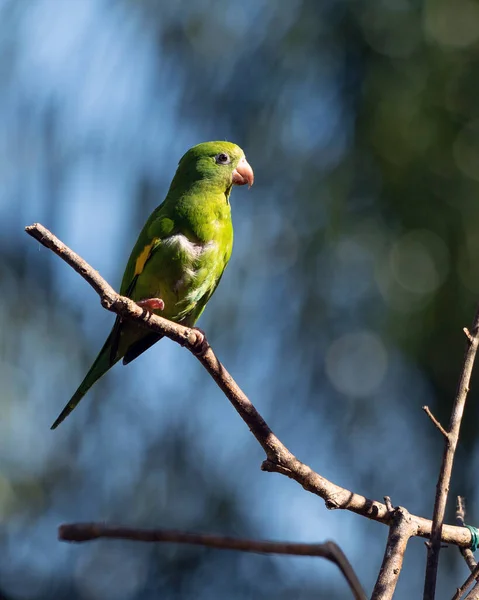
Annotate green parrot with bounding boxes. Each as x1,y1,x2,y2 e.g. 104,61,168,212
51,141,254,429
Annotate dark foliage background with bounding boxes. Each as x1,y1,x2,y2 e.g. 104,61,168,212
1,1,479,598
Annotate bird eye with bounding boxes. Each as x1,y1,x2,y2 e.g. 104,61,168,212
215,152,230,165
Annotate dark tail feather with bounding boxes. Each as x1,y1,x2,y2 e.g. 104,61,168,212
51,330,121,430
122,333,163,365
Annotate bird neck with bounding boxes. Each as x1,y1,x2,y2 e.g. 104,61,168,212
171,183,232,244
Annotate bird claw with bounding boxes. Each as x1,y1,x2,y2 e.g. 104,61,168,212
136,297,165,312
190,327,209,357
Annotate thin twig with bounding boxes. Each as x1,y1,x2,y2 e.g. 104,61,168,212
423,406,449,439
423,309,479,600
371,507,416,600
59,523,367,600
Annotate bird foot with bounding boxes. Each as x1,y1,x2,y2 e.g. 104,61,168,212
137,297,165,312
190,327,209,357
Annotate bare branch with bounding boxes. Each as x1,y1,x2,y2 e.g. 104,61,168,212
423,405,449,439
25,224,475,548
371,507,416,600
423,310,479,600
59,523,366,600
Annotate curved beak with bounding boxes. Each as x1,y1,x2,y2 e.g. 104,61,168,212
232,156,254,188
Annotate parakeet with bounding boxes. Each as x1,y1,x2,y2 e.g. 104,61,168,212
51,141,254,429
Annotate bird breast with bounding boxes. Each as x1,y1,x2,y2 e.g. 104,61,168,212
163,234,215,260
163,234,217,297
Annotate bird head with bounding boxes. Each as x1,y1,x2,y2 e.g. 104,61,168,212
176,141,254,193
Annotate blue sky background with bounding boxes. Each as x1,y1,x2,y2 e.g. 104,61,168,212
1,1,477,598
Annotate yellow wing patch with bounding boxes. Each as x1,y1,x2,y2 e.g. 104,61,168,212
134,240,157,277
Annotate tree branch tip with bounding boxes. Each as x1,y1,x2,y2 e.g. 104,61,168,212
25,222,44,232
422,405,449,438
325,498,341,511
384,496,394,513
261,459,277,472
100,296,114,310
24,224,43,241
464,327,474,342
261,460,294,480
58,523,99,542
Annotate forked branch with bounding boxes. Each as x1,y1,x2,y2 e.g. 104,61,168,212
59,524,366,600
25,223,476,598
371,506,416,600
423,307,479,600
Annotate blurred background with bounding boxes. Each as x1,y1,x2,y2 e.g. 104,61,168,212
1,0,479,598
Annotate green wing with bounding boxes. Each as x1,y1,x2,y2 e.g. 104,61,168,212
120,204,176,299
107,204,177,361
